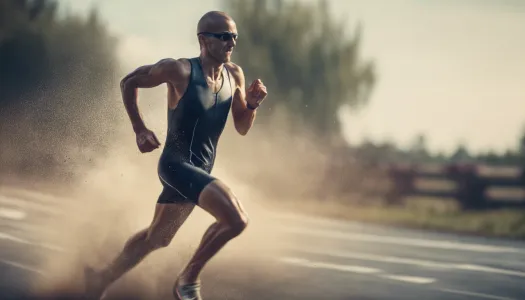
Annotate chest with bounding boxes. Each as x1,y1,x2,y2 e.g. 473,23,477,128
190,79,232,117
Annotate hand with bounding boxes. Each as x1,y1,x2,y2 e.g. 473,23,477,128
135,128,161,153
246,79,267,109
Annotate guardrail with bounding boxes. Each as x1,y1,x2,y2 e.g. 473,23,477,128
385,163,525,210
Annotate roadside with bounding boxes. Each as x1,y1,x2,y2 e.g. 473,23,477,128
267,196,525,240
3,172,525,241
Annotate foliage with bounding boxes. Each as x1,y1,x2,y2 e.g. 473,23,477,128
224,0,376,139
0,0,120,179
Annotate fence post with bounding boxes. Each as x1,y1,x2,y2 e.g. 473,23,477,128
446,164,487,210
385,165,415,205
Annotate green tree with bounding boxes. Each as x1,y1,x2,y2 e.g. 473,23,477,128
408,133,430,163
450,142,472,163
0,0,119,180
224,0,376,141
518,125,525,165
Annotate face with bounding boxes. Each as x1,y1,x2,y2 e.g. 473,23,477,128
200,20,238,63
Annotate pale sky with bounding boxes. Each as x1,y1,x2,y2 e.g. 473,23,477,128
59,0,525,155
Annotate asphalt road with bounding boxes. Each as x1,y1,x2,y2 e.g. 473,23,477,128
1,186,525,300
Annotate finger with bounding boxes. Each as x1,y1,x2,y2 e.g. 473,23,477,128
249,80,257,91
147,136,159,148
152,134,161,146
143,144,155,152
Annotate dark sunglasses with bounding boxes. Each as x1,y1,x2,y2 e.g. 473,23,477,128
198,31,238,42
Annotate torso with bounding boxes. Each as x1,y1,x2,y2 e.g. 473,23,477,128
160,57,234,173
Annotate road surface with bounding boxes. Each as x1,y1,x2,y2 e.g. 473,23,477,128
1,186,525,300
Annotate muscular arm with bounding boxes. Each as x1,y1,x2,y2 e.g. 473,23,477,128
120,58,180,133
228,65,256,136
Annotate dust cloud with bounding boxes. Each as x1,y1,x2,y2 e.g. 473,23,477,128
5,82,340,299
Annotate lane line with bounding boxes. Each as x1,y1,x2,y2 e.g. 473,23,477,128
280,257,382,274
297,249,525,278
0,208,26,220
438,288,517,300
379,274,436,284
0,232,65,252
0,195,64,216
0,188,66,205
279,256,436,285
0,220,58,237
284,227,524,254
0,259,45,275
299,248,449,269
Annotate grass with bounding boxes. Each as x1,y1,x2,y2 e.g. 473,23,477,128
272,196,525,240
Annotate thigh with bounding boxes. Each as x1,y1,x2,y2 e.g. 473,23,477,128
197,179,247,224
147,202,195,238
157,159,216,204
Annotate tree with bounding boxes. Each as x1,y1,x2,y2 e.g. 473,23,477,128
223,0,376,141
450,142,472,163
408,133,430,163
518,125,525,165
0,0,120,180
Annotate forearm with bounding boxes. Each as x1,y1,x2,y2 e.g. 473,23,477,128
120,65,155,133
236,105,257,135
121,78,147,134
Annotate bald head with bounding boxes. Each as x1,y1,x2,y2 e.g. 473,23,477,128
197,11,235,34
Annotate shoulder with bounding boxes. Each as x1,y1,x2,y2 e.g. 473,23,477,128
152,58,191,79
225,62,245,86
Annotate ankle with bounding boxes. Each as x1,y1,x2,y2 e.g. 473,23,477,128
177,272,201,286
95,268,114,287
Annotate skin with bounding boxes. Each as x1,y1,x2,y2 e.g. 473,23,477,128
83,11,267,300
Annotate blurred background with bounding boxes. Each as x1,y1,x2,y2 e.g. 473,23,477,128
1,0,525,299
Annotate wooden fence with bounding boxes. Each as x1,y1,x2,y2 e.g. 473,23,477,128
385,163,525,210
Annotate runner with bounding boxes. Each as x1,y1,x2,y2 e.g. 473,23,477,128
84,10,267,300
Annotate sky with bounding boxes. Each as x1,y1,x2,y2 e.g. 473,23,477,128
58,0,525,154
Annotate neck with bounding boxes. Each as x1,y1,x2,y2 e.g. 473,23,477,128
199,54,223,80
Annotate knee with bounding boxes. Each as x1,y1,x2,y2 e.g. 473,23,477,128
144,230,174,249
223,212,249,238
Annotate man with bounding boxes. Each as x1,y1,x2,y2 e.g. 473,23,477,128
84,10,267,300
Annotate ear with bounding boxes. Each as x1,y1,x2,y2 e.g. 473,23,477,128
197,35,206,46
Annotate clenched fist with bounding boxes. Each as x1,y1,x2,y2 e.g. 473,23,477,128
136,128,161,153
246,79,267,109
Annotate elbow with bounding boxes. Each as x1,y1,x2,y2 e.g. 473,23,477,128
120,77,128,92
235,124,249,136
237,128,248,136
120,77,136,93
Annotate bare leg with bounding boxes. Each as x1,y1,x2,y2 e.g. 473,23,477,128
85,202,194,299
174,179,249,292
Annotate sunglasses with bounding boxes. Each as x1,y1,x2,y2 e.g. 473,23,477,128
198,31,238,42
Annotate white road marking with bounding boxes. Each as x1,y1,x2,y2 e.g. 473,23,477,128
438,288,517,300
0,195,63,216
280,257,382,274
284,227,524,254
0,259,45,275
0,232,65,252
457,264,525,278
300,249,448,269
379,274,436,284
0,187,66,205
0,208,26,220
0,220,57,236
279,256,436,285
0,231,32,244
297,249,525,278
